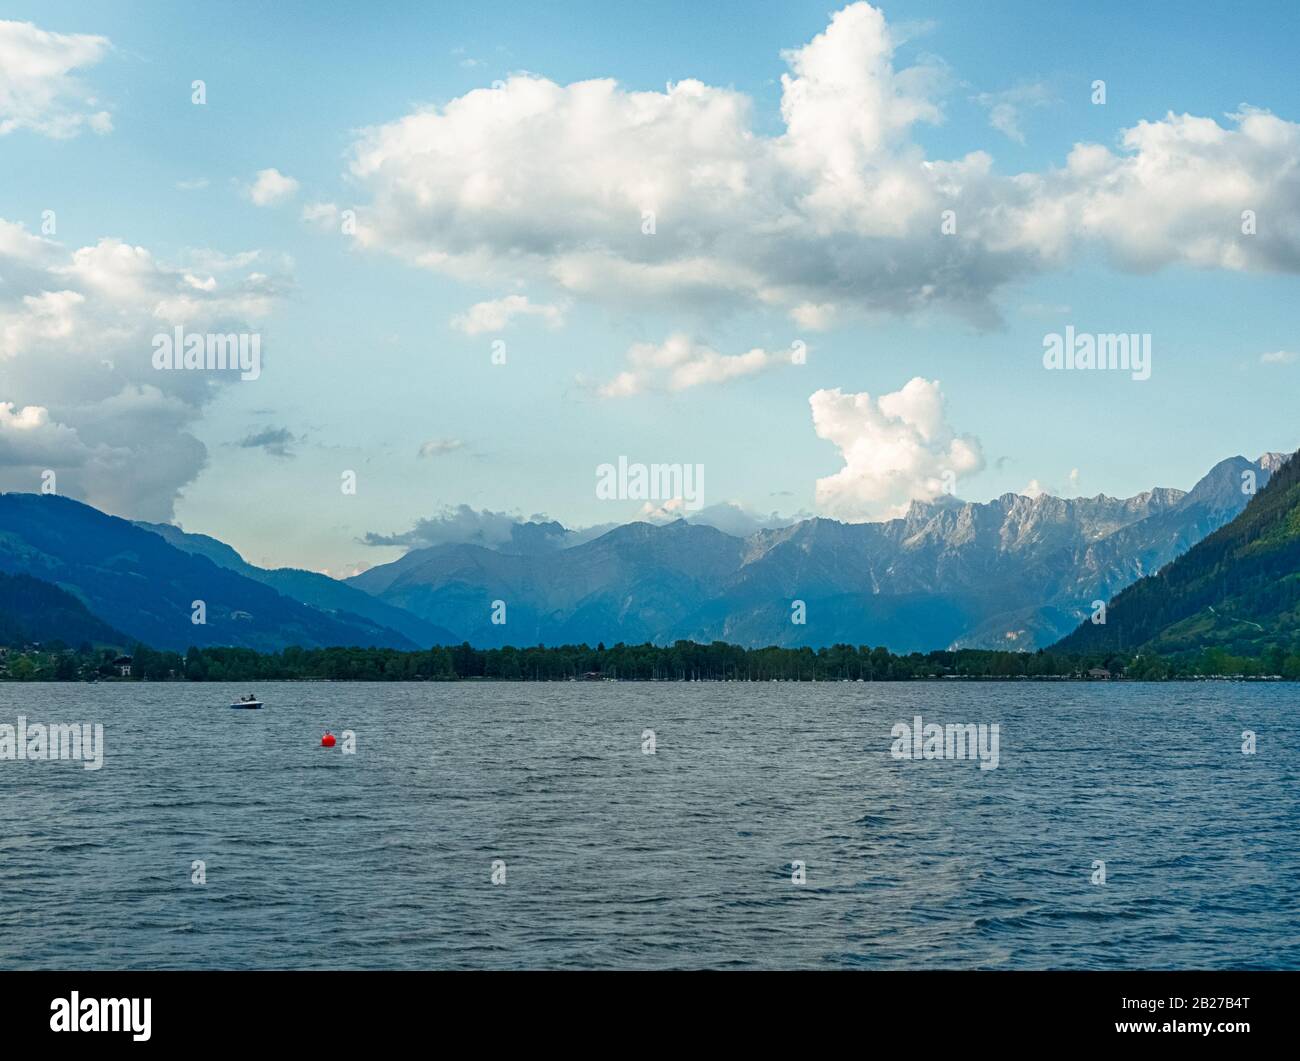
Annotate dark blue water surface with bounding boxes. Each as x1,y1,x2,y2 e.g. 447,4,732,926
0,681,1295,969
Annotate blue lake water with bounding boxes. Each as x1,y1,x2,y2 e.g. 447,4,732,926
0,681,1295,969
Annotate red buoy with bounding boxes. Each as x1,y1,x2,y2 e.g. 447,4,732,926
321,731,336,748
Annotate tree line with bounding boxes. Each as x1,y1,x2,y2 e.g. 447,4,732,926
2,638,1296,681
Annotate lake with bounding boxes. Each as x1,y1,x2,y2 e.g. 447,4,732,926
0,681,1295,969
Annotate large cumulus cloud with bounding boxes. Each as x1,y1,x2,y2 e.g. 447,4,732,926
0,19,112,137
811,378,983,520
0,220,286,519
339,2,1300,328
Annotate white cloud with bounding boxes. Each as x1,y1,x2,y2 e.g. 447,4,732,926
361,502,795,551
1018,301,1071,318
971,82,1054,144
1261,349,1297,364
418,438,464,457
185,248,265,274
595,333,797,398
638,498,691,523
451,47,484,70
811,377,983,521
1005,107,1300,273
0,218,287,519
789,302,838,330
450,294,566,335
0,402,90,465
247,168,301,207
683,501,803,536
338,2,1300,328
1017,473,1083,498
361,505,611,551
0,20,112,138
301,201,340,228
364,505,524,550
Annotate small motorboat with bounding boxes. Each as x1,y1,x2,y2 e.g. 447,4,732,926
230,694,264,710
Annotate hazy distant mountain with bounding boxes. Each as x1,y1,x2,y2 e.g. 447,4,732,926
1055,450,1298,658
348,519,748,646
136,521,456,647
347,454,1284,652
1,451,1279,655
0,494,424,652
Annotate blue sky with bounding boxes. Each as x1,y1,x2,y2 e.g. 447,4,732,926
1,1,1297,573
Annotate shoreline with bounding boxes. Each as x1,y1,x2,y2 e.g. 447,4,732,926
0,674,1289,685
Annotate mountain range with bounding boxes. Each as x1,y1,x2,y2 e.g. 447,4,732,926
345,453,1285,652
0,494,434,652
0,451,1286,655
0,570,127,648
134,521,456,648
1056,449,1299,659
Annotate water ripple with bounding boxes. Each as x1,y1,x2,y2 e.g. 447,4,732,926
0,680,1296,969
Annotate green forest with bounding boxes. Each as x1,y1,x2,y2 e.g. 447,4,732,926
1,638,1295,682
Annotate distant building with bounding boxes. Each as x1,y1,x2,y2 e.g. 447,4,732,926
112,654,133,677
1087,666,1111,679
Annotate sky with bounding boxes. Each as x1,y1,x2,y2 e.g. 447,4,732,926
0,0,1297,574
